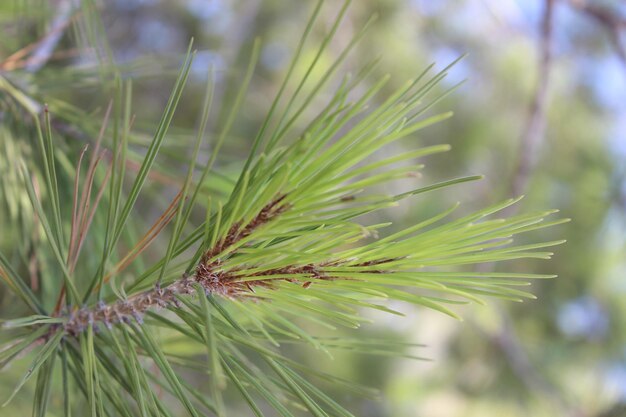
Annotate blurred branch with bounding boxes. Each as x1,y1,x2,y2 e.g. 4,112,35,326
510,0,555,197
565,0,626,68
24,0,75,73
500,4,626,409
484,1,584,415
0,13,74,72
499,0,559,398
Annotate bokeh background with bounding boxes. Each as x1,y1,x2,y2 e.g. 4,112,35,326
1,0,625,416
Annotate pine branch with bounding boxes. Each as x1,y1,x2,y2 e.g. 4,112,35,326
0,2,568,415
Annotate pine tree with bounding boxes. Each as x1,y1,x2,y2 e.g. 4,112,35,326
0,1,566,416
